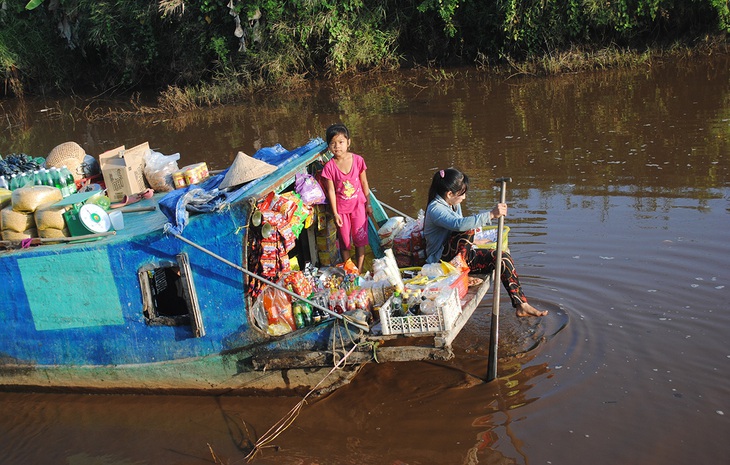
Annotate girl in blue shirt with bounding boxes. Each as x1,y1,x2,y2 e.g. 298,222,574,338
424,168,547,317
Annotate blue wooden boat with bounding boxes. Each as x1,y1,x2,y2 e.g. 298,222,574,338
0,138,493,395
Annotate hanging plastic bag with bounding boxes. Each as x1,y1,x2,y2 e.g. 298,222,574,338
295,172,326,205
262,286,296,335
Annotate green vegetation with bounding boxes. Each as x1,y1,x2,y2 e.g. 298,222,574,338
2,0,728,109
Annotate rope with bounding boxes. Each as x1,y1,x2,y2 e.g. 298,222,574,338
244,343,360,462
167,230,370,332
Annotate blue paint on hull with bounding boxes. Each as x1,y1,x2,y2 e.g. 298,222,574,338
1,140,336,373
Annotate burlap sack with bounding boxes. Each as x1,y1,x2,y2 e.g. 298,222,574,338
0,188,11,208
35,205,68,231
1,206,36,233
1,227,38,241
38,227,70,239
11,186,63,213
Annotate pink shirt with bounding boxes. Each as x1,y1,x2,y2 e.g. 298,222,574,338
321,154,367,214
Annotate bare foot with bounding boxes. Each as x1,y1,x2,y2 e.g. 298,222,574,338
516,303,548,317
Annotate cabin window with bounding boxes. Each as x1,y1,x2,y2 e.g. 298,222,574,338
138,253,205,337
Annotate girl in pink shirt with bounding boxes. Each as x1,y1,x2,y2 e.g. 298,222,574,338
321,124,373,272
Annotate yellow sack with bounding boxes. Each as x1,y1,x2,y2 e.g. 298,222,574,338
2,227,38,240
1,206,35,233
35,205,68,231
11,185,63,213
38,227,70,239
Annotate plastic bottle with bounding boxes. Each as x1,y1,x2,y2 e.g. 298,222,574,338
292,302,305,329
61,166,77,195
300,302,313,326
379,305,391,335
48,167,66,196
391,290,403,317
8,173,19,190
0,175,8,190
402,291,411,315
42,168,55,186
17,171,31,189
32,170,43,186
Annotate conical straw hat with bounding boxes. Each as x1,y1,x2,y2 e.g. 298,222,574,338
219,151,277,189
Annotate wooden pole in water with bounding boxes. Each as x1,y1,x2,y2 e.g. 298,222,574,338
486,177,511,382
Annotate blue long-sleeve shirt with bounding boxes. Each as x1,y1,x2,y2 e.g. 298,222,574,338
423,195,492,263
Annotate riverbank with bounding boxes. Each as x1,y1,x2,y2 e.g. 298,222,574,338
3,1,728,103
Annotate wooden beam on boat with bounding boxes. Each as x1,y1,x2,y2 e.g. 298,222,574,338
250,344,455,370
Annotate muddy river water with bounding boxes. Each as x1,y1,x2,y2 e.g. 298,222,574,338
1,54,729,465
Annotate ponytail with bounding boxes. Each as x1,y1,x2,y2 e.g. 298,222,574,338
427,168,469,209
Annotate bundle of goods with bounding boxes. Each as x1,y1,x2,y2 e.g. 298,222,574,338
0,153,43,190
1,185,64,240
252,263,373,337
145,150,181,192
391,210,426,267
372,251,470,336
313,205,341,266
171,163,209,190
377,216,404,249
472,225,510,250
246,191,315,299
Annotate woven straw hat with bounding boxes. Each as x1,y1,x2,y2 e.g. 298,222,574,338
219,151,277,189
46,142,86,181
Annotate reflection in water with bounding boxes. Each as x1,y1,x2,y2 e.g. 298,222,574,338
0,55,728,465
466,361,551,465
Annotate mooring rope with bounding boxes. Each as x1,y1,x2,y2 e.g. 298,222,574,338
243,342,360,462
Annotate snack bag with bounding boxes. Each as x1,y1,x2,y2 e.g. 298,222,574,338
295,172,326,205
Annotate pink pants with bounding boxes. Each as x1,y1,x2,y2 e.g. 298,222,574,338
338,207,369,250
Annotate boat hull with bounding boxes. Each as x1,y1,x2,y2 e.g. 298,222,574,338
0,137,493,395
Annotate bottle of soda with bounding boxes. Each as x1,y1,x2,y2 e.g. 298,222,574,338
17,171,31,189
8,173,19,190
61,166,77,195
391,290,403,317
300,302,313,326
48,167,64,196
311,306,323,324
402,291,411,315
292,302,305,329
33,170,43,186
41,168,54,186
0,175,8,190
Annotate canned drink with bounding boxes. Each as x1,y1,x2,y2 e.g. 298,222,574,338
172,171,186,188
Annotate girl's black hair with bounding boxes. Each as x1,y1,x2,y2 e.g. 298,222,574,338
326,124,350,145
427,168,469,208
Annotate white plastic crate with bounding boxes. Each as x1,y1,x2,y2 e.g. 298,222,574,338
379,288,462,335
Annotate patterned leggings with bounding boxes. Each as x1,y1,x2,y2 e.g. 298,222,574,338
440,230,528,308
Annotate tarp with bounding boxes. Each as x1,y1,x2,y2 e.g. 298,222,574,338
160,138,324,235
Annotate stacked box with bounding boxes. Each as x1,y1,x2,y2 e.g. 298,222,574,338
315,207,341,266
316,230,339,253
99,142,148,202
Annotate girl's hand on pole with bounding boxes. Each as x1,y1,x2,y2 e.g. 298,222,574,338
491,203,507,220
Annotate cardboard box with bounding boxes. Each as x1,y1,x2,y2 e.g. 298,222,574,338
315,230,339,252
317,250,341,266
99,142,148,202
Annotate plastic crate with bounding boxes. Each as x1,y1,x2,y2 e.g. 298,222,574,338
379,288,462,335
